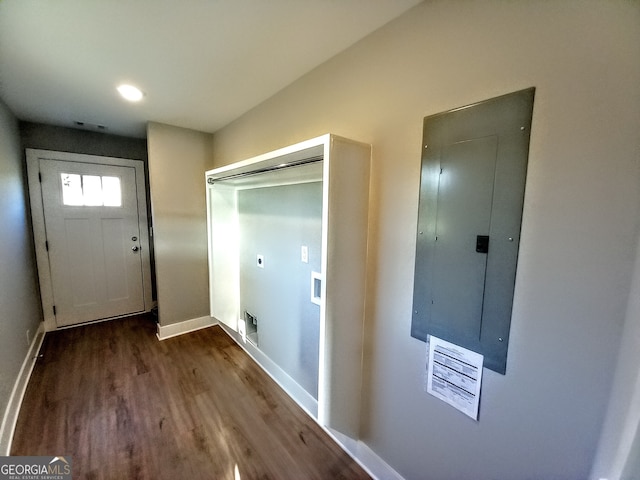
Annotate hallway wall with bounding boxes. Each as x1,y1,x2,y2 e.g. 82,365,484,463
0,100,43,452
211,2,640,478
147,122,211,326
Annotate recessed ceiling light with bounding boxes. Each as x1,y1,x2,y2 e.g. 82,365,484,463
117,84,144,102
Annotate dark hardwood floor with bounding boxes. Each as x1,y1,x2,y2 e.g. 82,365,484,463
11,314,370,480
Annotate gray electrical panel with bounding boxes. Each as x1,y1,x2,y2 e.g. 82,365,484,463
411,88,535,374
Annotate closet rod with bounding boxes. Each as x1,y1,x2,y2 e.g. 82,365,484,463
208,156,323,183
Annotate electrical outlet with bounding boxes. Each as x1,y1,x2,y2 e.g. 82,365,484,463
301,245,308,263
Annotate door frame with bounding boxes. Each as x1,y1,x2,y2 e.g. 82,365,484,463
26,149,154,331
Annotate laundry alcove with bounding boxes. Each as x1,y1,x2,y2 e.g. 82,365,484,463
206,134,371,438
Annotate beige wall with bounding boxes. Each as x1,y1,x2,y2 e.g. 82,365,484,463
147,122,211,326
0,99,43,449
212,1,640,479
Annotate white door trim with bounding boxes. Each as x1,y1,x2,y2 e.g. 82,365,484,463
26,149,154,331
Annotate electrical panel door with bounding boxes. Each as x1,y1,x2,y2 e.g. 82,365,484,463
411,88,535,374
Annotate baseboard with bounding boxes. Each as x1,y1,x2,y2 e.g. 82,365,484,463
324,428,405,480
0,322,45,456
351,438,406,480
219,322,319,419
156,315,218,340
217,323,403,480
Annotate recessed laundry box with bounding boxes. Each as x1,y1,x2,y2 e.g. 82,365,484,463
205,134,371,438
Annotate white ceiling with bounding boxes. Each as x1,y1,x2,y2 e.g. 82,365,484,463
0,0,421,139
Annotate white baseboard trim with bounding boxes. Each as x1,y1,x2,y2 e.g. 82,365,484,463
217,323,403,480
352,439,406,480
219,322,319,419
0,322,46,456
156,315,218,340
325,428,405,480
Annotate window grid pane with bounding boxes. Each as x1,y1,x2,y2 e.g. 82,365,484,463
82,175,103,206
102,176,122,206
61,173,123,207
61,173,83,206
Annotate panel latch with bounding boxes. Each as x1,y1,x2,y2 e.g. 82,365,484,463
476,235,490,254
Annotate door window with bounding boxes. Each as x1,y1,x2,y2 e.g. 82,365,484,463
61,173,122,207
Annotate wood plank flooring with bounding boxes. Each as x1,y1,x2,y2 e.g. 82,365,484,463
11,315,370,480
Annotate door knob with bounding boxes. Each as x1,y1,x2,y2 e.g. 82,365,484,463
131,245,139,252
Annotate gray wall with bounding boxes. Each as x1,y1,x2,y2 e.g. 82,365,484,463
621,424,640,480
20,122,147,161
211,2,640,479
592,226,640,478
147,122,211,326
0,101,42,428
239,182,322,398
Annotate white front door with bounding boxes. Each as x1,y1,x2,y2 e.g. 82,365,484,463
37,158,148,327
